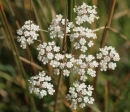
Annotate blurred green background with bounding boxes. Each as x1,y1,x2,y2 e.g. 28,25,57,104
0,0,130,112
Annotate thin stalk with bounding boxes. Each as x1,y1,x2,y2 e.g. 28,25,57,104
65,0,75,103
67,0,75,50
32,1,45,42
100,0,116,48
105,81,108,112
0,2,26,83
0,3,37,111
91,0,98,30
92,0,116,95
54,4,68,112
54,70,63,112
67,0,75,22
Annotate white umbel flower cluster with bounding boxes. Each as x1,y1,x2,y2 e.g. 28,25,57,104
70,27,97,52
28,71,55,98
74,2,99,25
16,2,120,110
66,81,94,109
48,14,74,39
37,41,98,78
96,46,120,71
17,20,40,49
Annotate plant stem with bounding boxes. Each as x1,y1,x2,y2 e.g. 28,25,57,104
0,3,37,111
54,4,68,112
54,69,63,112
92,0,116,97
105,81,108,112
0,2,26,83
100,0,116,48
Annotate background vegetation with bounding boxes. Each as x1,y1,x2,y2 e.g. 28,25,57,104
0,0,130,112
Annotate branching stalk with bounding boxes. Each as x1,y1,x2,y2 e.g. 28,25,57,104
92,0,116,97
0,2,37,111
54,4,68,112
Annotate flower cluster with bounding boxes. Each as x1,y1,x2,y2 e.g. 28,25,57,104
70,27,97,52
17,20,40,49
96,46,120,71
37,41,98,79
16,2,120,110
48,14,74,39
28,71,55,98
74,2,99,25
66,81,94,109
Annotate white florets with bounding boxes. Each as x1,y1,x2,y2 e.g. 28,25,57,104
96,46,120,71
74,2,99,25
66,81,94,109
48,14,75,39
17,20,40,49
28,71,55,98
16,2,120,110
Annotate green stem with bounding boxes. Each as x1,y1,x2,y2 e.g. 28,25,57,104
54,3,68,112
105,81,108,112
65,0,75,100
67,0,75,51
0,3,37,112
92,0,116,95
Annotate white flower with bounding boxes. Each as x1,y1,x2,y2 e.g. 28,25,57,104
66,62,73,68
63,69,70,77
54,69,60,75
81,46,87,52
42,57,48,64
89,61,98,68
97,46,120,71
66,81,94,109
17,20,40,49
79,38,86,45
39,49,45,55
100,60,107,71
60,63,66,69
80,75,87,82
96,53,102,59
78,69,85,75
47,52,54,60
108,62,116,70
55,53,64,61
86,55,95,62
74,42,80,49
87,68,96,77
83,96,89,103
88,41,94,47
46,46,52,52
28,71,55,98
53,46,60,52
50,60,60,68
74,3,99,25
48,14,73,39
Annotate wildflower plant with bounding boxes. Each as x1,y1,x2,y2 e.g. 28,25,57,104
17,2,120,111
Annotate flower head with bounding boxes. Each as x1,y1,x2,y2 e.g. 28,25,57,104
28,71,55,98
17,20,40,49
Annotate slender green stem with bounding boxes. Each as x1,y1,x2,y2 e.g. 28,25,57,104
67,0,75,51
54,4,68,112
105,81,108,112
100,0,116,48
65,0,75,102
54,69,63,112
0,3,37,111
92,0,116,96
0,2,26,83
